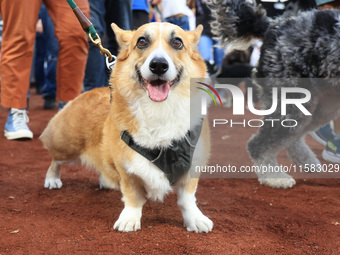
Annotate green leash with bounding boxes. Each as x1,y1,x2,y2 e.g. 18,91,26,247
66,0,116,69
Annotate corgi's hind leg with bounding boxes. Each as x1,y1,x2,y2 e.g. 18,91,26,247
99,172,120,190
44,160,63,189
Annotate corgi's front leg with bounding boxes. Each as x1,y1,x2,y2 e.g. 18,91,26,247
176,178,213,233
113,170,146,232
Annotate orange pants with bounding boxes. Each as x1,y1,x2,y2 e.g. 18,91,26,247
0,0,89,108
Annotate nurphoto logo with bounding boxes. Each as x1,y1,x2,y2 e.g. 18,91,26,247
196,79,312,128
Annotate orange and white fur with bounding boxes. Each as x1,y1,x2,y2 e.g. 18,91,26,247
40,22,213,233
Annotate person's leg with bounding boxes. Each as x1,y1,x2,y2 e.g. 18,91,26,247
34,32,47,95
132,10,149,30
45,0,89,105
41,3,58,109
197,35,220,75
333,118,340,136
0,0,41,139
83,0,107,92
105,0,133,57
197,35,213,63
316,0,340,162
321,117,340,163
212,39,225,69
310,123,333,146
0,0,42,109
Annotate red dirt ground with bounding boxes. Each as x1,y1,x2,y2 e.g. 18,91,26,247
0,90,339,254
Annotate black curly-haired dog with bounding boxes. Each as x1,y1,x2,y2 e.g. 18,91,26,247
210,0,340,188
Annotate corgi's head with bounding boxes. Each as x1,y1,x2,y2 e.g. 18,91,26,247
111,22,206,103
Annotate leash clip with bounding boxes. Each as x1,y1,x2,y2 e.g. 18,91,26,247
106,55,117,70
89,33,117,70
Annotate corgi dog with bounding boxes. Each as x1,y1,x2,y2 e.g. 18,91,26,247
40,22,213,233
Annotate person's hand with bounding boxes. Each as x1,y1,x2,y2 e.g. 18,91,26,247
150,0,162,5
187,0,195,9
36,19,43,34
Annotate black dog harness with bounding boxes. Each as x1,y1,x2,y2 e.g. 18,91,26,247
120,121,203,185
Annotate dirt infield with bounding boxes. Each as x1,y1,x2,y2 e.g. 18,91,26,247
1,90,339,254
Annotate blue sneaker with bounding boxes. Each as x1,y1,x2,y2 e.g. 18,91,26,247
309,123,333,146
322,139,340,163
4,108,33,140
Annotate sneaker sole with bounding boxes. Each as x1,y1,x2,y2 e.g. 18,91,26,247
322,149,340,164
4,130,33,140
309,131,327,146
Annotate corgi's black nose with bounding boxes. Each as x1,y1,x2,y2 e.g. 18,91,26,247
149,57,169,75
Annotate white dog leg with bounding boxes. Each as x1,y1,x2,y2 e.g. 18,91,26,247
113,172,146,232
44,160,63,189
176,186,213,233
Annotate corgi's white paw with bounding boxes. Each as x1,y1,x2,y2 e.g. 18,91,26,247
113,206,142,232
177,188,213,233
184,212,213,233
44,178,63,189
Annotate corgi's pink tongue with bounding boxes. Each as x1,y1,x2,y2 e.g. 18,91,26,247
146,83,171,102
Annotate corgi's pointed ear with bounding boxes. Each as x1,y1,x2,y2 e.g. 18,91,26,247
111,23,133,49
186,25,204,60
187,25,203,47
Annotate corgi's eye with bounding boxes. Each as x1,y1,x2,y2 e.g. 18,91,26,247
137,37,148,49
171,38,183,49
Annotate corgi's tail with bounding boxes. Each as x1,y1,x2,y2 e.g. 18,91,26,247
209,0,269,49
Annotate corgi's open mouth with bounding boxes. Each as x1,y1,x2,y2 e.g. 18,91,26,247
136,67,182,102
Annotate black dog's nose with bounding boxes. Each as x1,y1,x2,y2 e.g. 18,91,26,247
149,57,169,75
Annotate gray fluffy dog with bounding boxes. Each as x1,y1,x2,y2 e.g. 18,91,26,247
209,0,340,188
